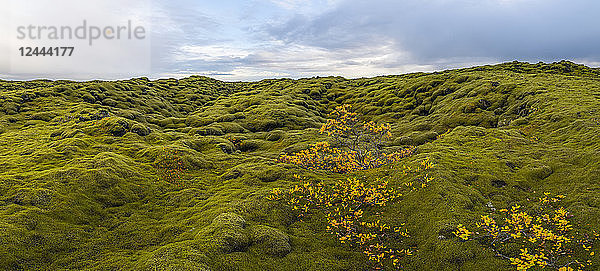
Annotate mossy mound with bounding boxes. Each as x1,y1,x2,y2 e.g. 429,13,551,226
197,213,250,253
249,225,291,257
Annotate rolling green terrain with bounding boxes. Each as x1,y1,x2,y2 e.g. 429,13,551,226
0,61,599,270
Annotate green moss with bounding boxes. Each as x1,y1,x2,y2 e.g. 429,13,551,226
249,225,291,257
0,61,599,270
521,164,553,181
238,139,262,152
197,213,251,253
266,130,285,141
135,242,211,271
131,123,151,136
256,166,285,183
31,112,57,122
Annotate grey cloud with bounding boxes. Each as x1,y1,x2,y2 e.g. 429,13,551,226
150,1,223,74
263,0,600,63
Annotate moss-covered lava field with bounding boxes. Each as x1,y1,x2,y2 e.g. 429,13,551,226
1,61,599,270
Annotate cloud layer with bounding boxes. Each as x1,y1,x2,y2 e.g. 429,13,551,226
3,0,599,80
153,0,600,81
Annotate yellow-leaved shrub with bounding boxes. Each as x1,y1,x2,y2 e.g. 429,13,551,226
454,194,599,271
279,104,414,173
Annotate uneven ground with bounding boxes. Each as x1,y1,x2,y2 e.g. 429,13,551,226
0,61,599,270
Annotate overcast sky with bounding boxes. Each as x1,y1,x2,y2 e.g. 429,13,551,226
3,0,600,81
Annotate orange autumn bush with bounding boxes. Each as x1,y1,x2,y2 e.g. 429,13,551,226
279,104,414,173
154,147,186,185
454,193,599,271
273,104,434,269
269,159,435,270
